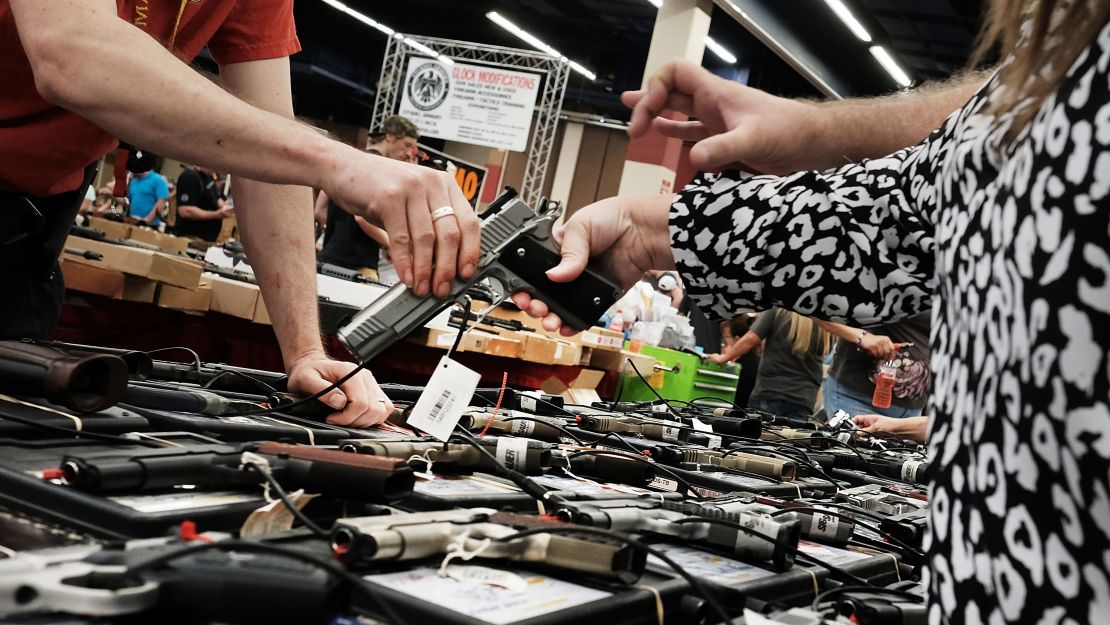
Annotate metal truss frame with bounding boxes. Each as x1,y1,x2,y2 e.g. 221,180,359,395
372,35,570,206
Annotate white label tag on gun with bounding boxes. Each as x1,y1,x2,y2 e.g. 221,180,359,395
408,357,481,441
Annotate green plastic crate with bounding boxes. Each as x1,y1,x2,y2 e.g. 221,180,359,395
614,344,740,407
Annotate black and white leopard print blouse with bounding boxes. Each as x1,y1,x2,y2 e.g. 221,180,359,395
670,21,1110,625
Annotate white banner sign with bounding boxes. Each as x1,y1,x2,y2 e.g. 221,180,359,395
397,58,541,152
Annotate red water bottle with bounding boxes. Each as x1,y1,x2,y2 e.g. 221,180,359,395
872,361,896,409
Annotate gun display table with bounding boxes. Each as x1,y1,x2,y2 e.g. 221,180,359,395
55,292,618,396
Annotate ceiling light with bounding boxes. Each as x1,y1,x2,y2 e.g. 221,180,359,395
321,0,453,64
704,36,737,64
869,45,912,87
823,0,871,42
486,11,596,80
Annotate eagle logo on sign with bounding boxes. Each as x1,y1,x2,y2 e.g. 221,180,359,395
406,62,450,111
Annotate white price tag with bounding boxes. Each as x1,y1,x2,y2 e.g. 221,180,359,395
810,509,841,540
902,460,923,482
690,417,714,433
519,393,539,413
495,437,531,471
743,608,784,625
442,565,528,592
407,357,481,441
661,425,681,441
648,476,680,492
508,417,535,436
704,435,723,449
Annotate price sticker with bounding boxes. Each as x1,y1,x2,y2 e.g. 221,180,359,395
407,357,481,441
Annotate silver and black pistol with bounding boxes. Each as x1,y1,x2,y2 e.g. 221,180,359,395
337,189,623,363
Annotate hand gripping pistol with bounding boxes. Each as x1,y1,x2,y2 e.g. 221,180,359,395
337,190,622,363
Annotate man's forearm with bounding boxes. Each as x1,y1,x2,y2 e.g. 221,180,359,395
11,0,346,192
234,180,323,370
811,70,990,167
177,205,220,220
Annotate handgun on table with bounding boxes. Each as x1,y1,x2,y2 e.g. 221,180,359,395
337,189,622,363
58,441,414,502
331,507,644,580
553,497,801,571
339,437,553,475
0,539,343,623
679,447,798,481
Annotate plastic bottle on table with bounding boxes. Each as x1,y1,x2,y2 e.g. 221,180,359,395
872,360,896,409
609,310,625,333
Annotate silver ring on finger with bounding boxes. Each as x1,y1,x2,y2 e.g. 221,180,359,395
431,205,456,221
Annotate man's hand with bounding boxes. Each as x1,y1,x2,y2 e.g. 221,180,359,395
624,59,823,174
852,414,928,443
859,333,896,359
706,353,730,364
286,353,394,428
510,194,675,334
216,204,235,219
324,153,480,299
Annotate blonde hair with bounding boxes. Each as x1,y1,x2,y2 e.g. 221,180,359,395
783,311,834,358
973,0,1110,141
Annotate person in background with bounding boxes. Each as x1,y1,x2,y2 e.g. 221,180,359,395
174,166,234,242
79,185,94,214
852,414,928,443
317,115,417,280
818,314,931,419
125,150,169,227
719,315,760,407
710,309,833,424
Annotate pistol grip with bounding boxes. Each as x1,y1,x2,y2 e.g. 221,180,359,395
491,235,620,332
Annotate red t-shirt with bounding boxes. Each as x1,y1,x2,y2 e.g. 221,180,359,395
0,0,301,196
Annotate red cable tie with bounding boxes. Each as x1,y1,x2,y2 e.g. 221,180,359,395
41,468,65,480
478,372,509,438
178,520,212,543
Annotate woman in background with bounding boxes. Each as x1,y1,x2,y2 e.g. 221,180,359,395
710,309,833,423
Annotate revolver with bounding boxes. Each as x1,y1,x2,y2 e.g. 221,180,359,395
337,190,622,363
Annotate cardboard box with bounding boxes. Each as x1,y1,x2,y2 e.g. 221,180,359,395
590,349,658,378
581,327,624,351
61,256,158,302
420,328,521,359
121,278,158,303
516,332,582,366
86,216,132,241
541,369,606,405
252,297,271,325
66,236,202,289
128,227,189,254
60,256,125,297
208,274,261,320
424,328,485,353
157,282,212,312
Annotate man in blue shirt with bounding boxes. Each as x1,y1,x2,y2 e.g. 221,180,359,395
126,150,169,225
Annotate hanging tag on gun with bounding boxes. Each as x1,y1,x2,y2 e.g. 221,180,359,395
408,357,481,441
